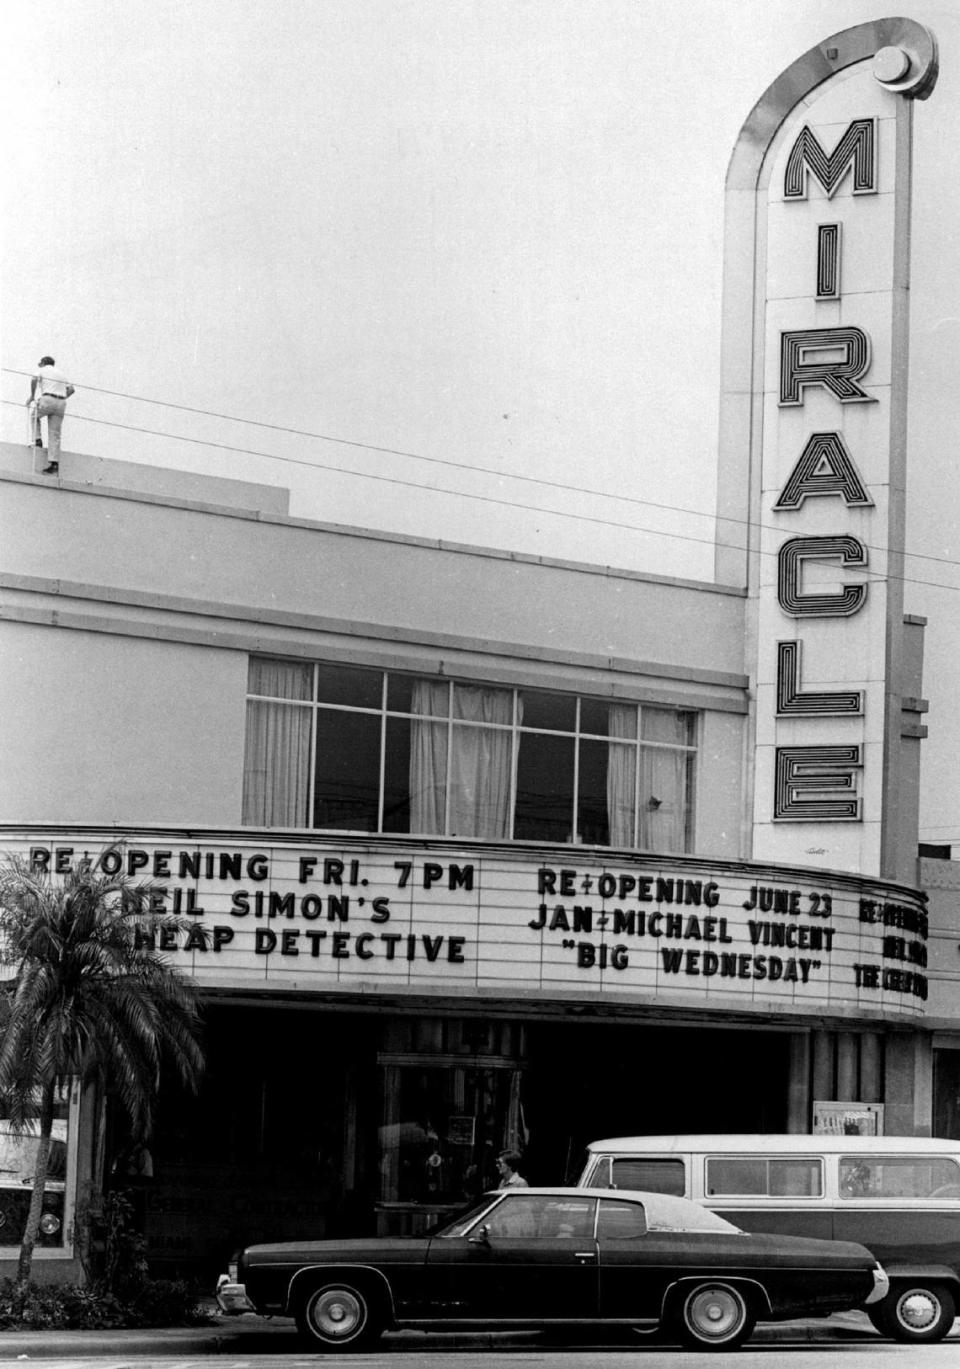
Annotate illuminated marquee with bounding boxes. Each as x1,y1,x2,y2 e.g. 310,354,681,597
13,835,931,1019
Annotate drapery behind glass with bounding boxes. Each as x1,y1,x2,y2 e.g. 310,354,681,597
242,660,312,825
606,703,638,847
409,682,514,837
641,708,690,851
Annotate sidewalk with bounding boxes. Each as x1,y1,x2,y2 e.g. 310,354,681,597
0,1309,915,1358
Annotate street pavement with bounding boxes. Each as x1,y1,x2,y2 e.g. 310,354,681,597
5,1308,958,1357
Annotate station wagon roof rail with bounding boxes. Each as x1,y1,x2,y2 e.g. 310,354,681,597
587,1135,960,1155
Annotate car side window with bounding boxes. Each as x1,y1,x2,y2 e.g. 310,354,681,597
840,1156,960,1199
597,1198,647,1239
483,1195,595,1239
607,1158,685,1195
706,1157,822,1197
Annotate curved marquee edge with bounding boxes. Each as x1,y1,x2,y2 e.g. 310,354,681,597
727,17,939,194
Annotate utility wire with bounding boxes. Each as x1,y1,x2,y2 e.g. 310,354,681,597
5,365,719,520
3,398,717,550
7,373,960,592
12,364,960,569
8,365,960,571
12,396,960,600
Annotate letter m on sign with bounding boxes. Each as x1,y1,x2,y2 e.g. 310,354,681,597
783,119,876,199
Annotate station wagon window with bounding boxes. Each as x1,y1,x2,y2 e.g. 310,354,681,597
598,1198,648,1238
606,1157,685,1195
706,1156,823,1198
242,657,697,850
839,1155,960,1199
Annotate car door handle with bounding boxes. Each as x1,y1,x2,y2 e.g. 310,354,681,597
574,1251,597,1263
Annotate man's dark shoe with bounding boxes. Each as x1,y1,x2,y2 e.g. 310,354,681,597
43,462,59,474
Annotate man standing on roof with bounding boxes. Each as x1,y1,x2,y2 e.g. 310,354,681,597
28,356,74,474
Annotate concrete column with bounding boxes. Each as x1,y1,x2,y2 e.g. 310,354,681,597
812,1031,834,1102
884,1032,928,1136
914,1035,933,1136
787,1032,811,1132
859,1033,882,1101
836,1032,858,1101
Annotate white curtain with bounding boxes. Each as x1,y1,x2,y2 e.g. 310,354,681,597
450,685,514,838
409,681,514,837
640,708,690,852
242,660,312,826
606,704,638,847
409,680,449,833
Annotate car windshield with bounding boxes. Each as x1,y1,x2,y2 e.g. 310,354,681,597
427,1196,502,1238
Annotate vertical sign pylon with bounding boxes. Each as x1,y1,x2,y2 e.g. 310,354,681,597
714,20,937,878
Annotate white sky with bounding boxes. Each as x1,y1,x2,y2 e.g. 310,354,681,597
3,1,959,844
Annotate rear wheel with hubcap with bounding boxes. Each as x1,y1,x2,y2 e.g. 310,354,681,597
871,1282,955,1342
676,1280,755,1350
295,1281,382,1351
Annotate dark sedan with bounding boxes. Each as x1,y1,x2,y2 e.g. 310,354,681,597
218,1187,888,1352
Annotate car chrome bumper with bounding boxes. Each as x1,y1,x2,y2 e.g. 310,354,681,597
865,1262,890,1305
216,1274,254,1315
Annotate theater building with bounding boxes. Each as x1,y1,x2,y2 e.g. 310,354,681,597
1,18,956,1280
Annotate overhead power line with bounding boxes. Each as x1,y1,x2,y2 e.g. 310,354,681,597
6,366,960,593
4,364,720,521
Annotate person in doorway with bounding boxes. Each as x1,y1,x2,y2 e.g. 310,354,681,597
496,1149,528,1188
28,357,74,473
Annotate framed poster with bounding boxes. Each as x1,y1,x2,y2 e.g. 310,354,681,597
813,1101,884,1136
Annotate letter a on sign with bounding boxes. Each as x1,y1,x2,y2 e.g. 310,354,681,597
774,432,873,509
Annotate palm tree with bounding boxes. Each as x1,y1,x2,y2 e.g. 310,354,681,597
0,850,205,1284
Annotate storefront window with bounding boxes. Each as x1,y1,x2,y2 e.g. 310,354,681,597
242,657,698,851
0,1082,75,1251
378,1063,524,1207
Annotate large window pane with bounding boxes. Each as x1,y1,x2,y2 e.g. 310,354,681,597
450,686,514,839
577,738,610,845
242,699,311,826
520,690,576,731
315,663,382,707
248,657,312,700
383,717,412,832
607,705,638,847
579,698,611,736
409,681,449,833
640,746,692,852
515,733,574,841
313,710,380,830
642,707,694,745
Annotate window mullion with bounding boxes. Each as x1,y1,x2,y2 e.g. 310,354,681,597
507,690,518,839
572,698,581,844
633,706,641,849
377,673,387,833
307,663,318,830
443,680,453,835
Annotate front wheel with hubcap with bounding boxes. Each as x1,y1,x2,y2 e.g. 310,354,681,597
872,1282,956,1343
296,1281,381,1351
676,1281,755,1350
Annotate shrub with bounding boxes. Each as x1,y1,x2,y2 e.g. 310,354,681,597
0,1276,211,1330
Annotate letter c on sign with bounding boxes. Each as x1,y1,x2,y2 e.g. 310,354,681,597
778,535,867,617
